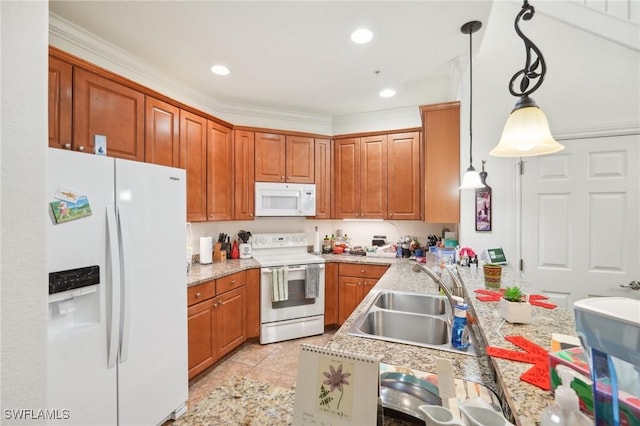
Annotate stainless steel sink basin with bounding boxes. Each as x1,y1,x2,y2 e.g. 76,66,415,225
379,372,441,421
359,310,449,345
374,291,447,315
347,290,477,356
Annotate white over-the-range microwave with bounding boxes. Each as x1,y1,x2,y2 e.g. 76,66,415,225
254,182,316,217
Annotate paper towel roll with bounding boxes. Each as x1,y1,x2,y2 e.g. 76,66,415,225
200,236,213,264
313,226,321,255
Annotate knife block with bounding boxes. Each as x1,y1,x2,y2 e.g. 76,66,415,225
213,243,225,262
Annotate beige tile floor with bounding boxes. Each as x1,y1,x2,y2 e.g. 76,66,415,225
186,330,336,410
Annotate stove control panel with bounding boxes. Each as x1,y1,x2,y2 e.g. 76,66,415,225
252,233,309,249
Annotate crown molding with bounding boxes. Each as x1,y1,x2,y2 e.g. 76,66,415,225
48,13,332,134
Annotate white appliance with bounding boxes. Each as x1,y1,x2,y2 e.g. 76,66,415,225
46,149,188,425
252,233,325,344
254,182,316,217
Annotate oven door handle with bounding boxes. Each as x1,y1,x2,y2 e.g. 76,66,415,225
261,265,325,274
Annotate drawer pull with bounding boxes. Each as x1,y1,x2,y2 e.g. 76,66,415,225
195,292,201,298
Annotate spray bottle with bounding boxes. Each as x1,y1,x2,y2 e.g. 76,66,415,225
540,365,591,426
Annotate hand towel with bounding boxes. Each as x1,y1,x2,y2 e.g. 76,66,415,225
271,267,289,302
305,264,320,298
271,268,281,302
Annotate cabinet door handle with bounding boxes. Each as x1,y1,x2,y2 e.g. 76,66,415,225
361,269,365,273
195,292,201,298
64,143,71,149
231,280,236,284
77,145,85,152
281,176,285,180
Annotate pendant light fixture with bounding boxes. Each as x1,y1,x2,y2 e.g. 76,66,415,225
459,20,484,189
490,0,564,157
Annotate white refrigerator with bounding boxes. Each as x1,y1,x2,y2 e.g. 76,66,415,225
47,148,188,425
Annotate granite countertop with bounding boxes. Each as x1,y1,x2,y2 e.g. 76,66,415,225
186,255,576,425
187,258,260,286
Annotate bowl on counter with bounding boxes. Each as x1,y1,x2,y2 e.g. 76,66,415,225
332,246,344,254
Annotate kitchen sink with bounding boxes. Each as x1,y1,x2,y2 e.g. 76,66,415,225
358,310,449,345
347,290,478,356
374,291,447,315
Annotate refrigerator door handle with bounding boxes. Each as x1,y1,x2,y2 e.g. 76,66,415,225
118,205,132,363
106,206,121,369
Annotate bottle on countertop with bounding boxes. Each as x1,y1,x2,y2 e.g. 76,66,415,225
451,296,470,350
540,366,591,426
231,240,239,259
323,235,331,254
330,234,336,251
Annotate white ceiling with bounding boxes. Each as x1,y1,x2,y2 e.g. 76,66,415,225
49,1,493,117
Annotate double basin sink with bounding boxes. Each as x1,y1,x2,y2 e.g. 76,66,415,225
347,289,478,356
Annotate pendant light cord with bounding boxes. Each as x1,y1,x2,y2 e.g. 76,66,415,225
469,23,474,167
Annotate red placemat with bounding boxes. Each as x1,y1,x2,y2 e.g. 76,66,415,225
474,289,557,309
486,335,550,390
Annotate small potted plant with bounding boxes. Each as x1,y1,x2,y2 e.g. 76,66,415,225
500,286,532,324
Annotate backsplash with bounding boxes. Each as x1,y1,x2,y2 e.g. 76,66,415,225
189,218,455,255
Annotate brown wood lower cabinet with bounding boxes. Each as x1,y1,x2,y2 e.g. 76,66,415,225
246,268,260,339
324,263,339,326
337,263,389,324
187,271,247,380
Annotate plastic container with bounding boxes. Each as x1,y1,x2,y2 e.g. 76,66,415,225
451,296,470,350
540,365,591,426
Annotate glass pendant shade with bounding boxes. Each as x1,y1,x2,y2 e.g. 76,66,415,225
491,101,565,157
460,165,484,189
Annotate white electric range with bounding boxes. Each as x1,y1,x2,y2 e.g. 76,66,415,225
251,233,325,344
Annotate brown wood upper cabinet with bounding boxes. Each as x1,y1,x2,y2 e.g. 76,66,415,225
421,103,460,224
233,130,255,220
206,120,234,221
334,136,387,219
334,132,420,220
48,56,73,150
180,110,208,222
255,133,314,183
145,96,180,167
314,138,332,219
387,132,421,220
73,68,145,161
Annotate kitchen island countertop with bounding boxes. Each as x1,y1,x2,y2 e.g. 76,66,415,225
186,256,578,425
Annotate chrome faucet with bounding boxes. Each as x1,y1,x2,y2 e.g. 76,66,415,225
412,263,465,322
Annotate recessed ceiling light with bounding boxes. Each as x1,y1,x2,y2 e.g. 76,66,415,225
351,28,373,44
210,65,230,76
379,89,396,98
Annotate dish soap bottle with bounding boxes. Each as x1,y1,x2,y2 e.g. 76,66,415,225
540,366,591,426
451,296,470,349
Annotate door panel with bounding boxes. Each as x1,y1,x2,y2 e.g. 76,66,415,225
73,68,144,161
522,135,640,307
360,135,387,219
180,111,207,222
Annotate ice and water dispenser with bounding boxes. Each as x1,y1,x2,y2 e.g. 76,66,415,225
48,265,101,339
574,297,640,426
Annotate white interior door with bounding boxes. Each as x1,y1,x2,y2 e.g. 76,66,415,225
521,134,640,309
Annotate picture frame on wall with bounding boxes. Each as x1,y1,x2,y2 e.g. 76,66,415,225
475,188,491,231
475,160,491,232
